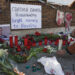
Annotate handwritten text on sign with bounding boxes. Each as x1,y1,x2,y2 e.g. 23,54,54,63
11,3,42,29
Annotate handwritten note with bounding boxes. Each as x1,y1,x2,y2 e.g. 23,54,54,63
11,3,42,29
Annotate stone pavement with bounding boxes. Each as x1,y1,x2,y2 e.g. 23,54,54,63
10,53,75,75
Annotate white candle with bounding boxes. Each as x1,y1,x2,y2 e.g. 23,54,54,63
58,39,63,50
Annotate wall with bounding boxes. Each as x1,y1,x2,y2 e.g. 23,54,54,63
0,1,75,36
0,1,10,24
11,26,75,36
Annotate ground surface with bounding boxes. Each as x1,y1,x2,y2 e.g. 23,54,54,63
10,53,75,75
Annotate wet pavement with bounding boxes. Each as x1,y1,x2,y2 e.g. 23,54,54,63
10,53,75,75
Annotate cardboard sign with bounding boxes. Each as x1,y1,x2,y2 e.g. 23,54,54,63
11,3,42,29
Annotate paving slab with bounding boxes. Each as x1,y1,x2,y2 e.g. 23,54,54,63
9,53,75,75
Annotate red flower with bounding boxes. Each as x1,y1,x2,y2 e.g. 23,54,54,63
39,40,42,46
26,35,30,39
42,48,47,53
44,38,48,45
63,40,66,45
32,41,36,47
54,39,59,46
0,38,5,43
49,40,52,45
70,38,74,42
22,36,25,39
29,37,34,41
68,41,70,45
28,40,32,46
26,45,31,50
24,38,28,46
16,45,21,52
35,32,41,36
44,36,47,39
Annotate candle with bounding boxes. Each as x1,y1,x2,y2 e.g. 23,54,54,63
24,38,28,46
44,38,47,45
9,36,13,48
58,39,63,50
39,41,42,46
15,35,18,46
